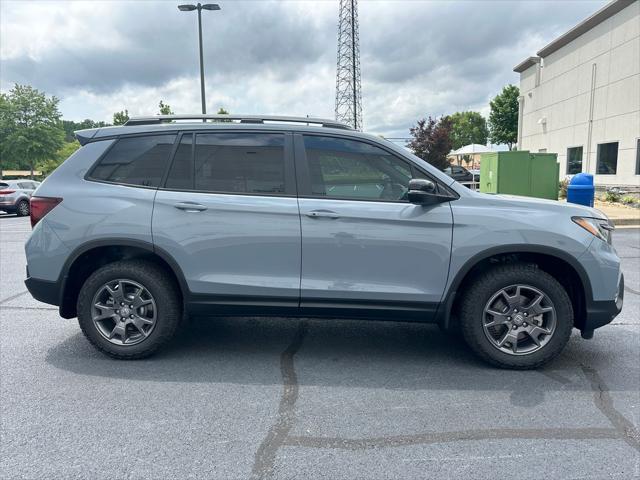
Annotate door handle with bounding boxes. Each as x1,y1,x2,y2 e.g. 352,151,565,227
174,202,207,212
305,210,340,219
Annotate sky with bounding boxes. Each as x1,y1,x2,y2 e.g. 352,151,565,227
0,0,607,138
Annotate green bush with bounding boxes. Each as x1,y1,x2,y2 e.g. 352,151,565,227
558,177,569,198
621,195,638,205
604,190,621,203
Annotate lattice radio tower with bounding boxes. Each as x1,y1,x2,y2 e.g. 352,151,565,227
335,0,363,130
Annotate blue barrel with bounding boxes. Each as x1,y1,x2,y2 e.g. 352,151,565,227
567,173,594,207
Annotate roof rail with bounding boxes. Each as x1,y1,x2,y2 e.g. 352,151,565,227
124,114,353,130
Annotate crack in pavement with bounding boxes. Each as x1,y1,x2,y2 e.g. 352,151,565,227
0,305,58,311
251,321,308,480
283,427,621,450
0,290,28,305
581,364,640,451
250,322,639,477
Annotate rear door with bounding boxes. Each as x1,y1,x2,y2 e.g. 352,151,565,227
295,134,453,318
152,131,301,309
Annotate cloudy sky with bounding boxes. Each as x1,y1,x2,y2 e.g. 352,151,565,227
1,0,606,138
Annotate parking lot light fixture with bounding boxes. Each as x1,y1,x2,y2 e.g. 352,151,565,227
177,3,221,115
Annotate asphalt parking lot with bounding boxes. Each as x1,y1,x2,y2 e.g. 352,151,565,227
1,213,639,480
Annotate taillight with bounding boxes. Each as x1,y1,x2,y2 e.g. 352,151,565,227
0,190,16,195
30,196,62,228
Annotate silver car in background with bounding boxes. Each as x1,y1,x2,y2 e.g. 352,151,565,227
0,180,40,216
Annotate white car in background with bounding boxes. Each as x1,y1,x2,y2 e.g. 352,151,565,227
0,180,40,216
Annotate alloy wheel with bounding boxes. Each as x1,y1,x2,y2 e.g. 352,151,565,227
482,284,557,356
91,279,157,346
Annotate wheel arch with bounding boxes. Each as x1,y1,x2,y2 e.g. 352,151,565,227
437,245,592,331
59,239,189,319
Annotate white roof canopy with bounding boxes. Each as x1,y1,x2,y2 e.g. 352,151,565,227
449,144,496,156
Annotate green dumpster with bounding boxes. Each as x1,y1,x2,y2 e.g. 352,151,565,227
479,151,559,200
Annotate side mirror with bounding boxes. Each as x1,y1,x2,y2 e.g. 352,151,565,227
407,178,449,205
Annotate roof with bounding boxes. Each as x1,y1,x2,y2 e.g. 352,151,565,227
75,114,355,146
74,120,376,146
513,0,635,73
513,56,540,74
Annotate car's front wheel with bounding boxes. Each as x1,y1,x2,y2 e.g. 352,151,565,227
459,263,573,369
77,260,181,359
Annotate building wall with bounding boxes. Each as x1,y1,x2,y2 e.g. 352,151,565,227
518,1,640,186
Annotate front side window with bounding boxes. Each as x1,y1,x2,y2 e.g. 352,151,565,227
303,135,412,201
636,139,640,175
566,146,583,174
190,133,285,194
90,134,177,187
596,142,618,175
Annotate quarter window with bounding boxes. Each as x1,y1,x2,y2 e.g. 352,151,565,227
303,135,412,201
192,133,285,194
566,146,583,174
90,135,177,187
596,142,618,175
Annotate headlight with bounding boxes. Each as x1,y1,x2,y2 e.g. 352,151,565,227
572,216,614,243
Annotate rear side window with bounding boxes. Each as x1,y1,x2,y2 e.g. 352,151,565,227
165,132,286,194
90,134,177,187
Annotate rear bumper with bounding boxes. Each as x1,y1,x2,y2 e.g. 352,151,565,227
583,273,624,333
24,275,60,307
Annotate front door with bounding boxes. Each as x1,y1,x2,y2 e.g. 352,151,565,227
295,134,453,318
152,131,301,309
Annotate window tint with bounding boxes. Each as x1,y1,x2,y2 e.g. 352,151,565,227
567,146,583,174
303,135,412,201
193,133,285,194
165,134,193,189
17,182,30,189
91,134,177,187
596,142,618,174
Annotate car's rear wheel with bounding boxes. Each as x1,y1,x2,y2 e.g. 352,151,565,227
16,199,29,217
77,260,181,359
459,263,573,369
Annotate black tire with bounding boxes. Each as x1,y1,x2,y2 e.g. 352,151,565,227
77,259,182,359
459,263,573,369
16,199,29,217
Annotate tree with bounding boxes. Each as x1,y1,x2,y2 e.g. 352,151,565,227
488,84,519,150
37,140,81,176
0,84,65,178
216,107,231,122
447,111,488,150
113,109,129,125
62,119,109,142
407,116,453,171
158,101,173,115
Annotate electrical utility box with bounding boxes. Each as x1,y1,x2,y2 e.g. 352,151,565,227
479,151,559,200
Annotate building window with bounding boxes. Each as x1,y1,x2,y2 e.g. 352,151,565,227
596,142,618,175
636,139,640,175
567,146,583,174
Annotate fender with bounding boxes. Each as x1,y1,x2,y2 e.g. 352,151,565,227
58,238,190,317
435,244,594,329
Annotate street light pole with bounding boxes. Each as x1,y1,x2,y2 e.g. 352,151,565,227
197,5,206,115
178,3,221,115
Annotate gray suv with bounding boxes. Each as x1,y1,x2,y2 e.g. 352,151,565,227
24,115,624,368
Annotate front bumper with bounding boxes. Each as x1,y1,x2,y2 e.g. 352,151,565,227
582,273,624,335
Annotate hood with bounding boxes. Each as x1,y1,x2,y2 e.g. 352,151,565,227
469,191,608,220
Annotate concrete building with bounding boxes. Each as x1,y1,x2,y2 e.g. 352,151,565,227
514,0,639,187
